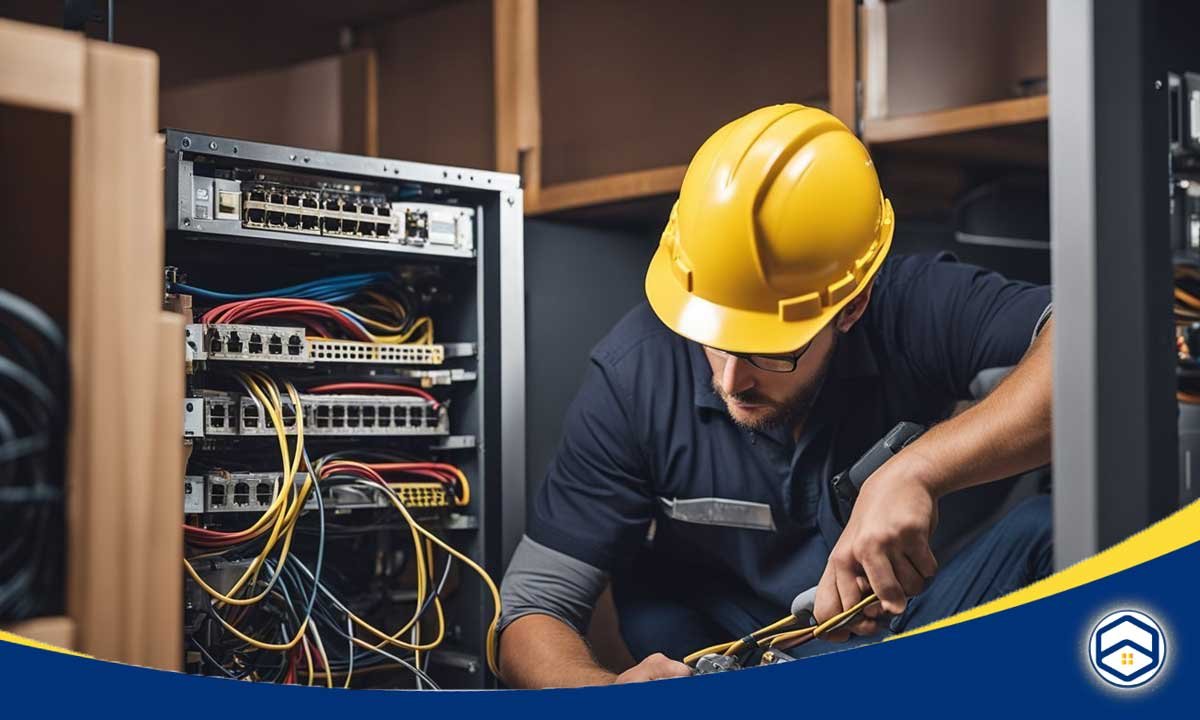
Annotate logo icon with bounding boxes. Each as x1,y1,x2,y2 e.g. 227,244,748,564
1088,609,1166,688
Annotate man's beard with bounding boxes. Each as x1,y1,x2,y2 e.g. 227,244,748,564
712,333,839,433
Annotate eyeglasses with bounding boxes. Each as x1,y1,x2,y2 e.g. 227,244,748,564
705,343,812,373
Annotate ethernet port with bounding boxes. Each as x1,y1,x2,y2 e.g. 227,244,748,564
287,335,303,355
332,406,345,428
286,195,301,206
243,404,259,429
248,188,266,203
247,207,266,224
209,404,226,429
375,221,393,237
233,482,250,507
347,406,361,428
285,212,301,228
256,482,273,506
358,222,375,238
270,192,285,204
227,331,243,353
267,209,284,226
281,403,296,429
425,407,440,428
268,334,283,354
362,406,376,428
315,405,331,428
323,198,340,212
248,332,264,354
302,195,318,209
301,214,318,231
376,206,391,218
322,217,340,233
210,484,226,508
206,327,223,353
377,406,392,428
360,204,375,216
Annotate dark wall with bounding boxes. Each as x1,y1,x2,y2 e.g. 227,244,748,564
523,219,656,515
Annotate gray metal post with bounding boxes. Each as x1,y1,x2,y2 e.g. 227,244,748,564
1050,0,1178,569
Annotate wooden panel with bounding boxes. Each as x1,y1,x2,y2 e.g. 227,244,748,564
866,0,1046,119
160,52,379,153
67,40,178,669
538,0,828,187
340,50,379,156
864,95,1048,144
494,0,541,204
533,165,686,215
829,0,858,128
0,19,84,114
369,0,496,169
0,616,76,651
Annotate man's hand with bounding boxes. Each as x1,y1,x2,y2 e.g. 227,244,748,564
613,653,694,683
814,449,941,641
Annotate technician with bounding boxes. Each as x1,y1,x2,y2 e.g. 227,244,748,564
498,105,1054,687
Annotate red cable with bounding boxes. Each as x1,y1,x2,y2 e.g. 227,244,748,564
304,382,439,408
201,298,371,341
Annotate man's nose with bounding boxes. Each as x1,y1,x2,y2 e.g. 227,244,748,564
719,355,755,396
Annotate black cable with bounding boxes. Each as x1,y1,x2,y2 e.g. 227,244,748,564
0,291,66,622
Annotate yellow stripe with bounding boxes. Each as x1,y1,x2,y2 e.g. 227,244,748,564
0,630,89,657
892,498,1200,640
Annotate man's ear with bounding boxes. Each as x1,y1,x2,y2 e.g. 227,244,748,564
834,280,874,333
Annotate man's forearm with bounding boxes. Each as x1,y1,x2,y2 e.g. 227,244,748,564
905,318,1054,498
499,614,616,688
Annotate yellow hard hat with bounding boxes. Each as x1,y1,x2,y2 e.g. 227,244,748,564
645,104,894,354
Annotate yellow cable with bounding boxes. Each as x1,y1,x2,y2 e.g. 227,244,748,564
308,619,334,689
302,635,315,687
184,378,310,606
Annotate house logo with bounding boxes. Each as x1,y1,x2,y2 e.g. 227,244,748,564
1088,609,1166,688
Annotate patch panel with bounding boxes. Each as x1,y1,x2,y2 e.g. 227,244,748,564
186,323,309,363
195,391,449,437
186,323,448,366
307,338,446,365
190,472,450,514
202,471,302,514
199,390,241,437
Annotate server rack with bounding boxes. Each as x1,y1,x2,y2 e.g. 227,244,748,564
163,130,524,688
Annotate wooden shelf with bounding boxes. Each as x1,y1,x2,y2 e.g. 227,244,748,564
530,165,687,216
863,95,1048,144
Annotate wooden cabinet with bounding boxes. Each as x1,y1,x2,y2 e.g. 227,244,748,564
0,19,182,669
500,0,830,215
160,50,378,156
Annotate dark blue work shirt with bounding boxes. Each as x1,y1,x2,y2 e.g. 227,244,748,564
528,253,1051,628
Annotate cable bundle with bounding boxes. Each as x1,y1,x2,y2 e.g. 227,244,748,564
182,273,435,345
169,272,391,304
0,290,69,621
184,371,499,686
682,594,881,667
1175,265,1200,403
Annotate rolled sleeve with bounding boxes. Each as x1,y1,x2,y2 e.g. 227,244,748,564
498,536,609,636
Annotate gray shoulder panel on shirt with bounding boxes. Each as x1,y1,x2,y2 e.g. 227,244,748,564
498,535,610,636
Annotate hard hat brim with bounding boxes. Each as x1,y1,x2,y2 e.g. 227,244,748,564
645,202,894,355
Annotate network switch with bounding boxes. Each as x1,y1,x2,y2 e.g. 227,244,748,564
189,472,450,514
186,323,451,366
194,390,449,437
